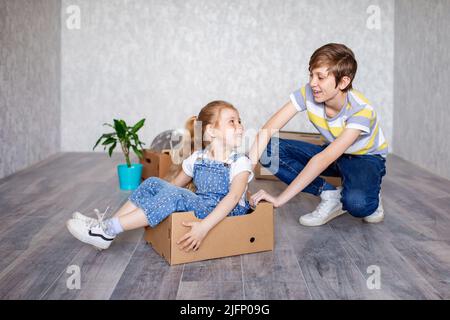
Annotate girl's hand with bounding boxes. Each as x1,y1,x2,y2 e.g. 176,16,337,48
250,189,281,208
177,221,210,252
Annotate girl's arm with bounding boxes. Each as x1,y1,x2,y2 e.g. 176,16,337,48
170,169,192,188
251,128,361,207
177,171,250,252
248,101,298,169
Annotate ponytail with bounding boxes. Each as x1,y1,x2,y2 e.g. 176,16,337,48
184,115,198,153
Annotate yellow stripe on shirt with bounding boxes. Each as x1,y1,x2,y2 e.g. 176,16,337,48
301,86,306,99
329,126,344,137
377,142,388,151
352,90,371,105
352,122,380,155
353,108,373,120
307,111,329,130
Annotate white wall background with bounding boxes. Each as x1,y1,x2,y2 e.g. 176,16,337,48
4,0,450,181
61,0,394,153
394,0,450,180
0,0,61,180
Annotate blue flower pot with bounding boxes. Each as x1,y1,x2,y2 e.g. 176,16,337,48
117,163,143,190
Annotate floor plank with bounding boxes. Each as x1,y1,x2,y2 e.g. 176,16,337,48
110,241,184,300
41,229,143,300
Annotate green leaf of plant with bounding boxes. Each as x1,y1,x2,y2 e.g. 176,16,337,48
103,132,116,138
114,119,126,139
93,136,104,150
131,133,139,144
102,137,116,146
132,145,143,160
108,142,117,157
120,120,128,131
131,119,145,133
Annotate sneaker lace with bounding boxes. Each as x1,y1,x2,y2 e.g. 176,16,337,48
312,199,335,218
89,206,110,229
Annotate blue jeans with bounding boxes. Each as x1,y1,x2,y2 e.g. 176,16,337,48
260,137,387,218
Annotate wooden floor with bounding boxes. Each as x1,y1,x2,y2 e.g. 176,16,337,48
0,152,449,300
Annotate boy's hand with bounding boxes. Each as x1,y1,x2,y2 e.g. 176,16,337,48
177,221,210,252
250,189,281,208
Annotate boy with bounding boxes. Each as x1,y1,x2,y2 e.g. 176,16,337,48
249,43,388,226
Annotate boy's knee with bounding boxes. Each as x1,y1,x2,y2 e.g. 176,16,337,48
342,190,378,218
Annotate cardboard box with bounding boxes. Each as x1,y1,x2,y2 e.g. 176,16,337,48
255,131,342,187
144,202,274,265
276,130,326,145
140,149,173,180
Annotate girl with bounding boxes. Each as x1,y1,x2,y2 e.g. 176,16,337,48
67,101,254,251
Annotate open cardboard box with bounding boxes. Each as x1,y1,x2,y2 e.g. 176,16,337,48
255,131,342,187
140,149,173,180
144,202,274,265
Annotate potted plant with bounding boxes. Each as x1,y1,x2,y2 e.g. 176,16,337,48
93,118,146,190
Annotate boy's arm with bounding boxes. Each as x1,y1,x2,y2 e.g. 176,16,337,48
170,169,192,188
248,101,298,170
251,128,361,207
177,171,250,252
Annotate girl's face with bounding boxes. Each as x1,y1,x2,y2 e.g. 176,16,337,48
309,66,348,104
208,108,244,149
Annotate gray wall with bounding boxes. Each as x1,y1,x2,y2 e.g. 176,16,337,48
0,0,61,179
61,0,394,153
394,0,450,180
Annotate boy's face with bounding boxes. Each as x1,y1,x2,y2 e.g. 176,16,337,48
309,66,342,104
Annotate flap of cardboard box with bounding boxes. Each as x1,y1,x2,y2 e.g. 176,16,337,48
279,131,325,146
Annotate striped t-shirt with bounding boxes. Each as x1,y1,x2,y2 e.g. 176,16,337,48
290,84,388,157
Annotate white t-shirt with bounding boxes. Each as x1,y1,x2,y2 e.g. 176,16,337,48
182,150,254,207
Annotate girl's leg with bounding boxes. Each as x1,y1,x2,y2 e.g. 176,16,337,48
113,200,138,218
101,208,148,237
107,180,206,235
124,177,172,218
117,208,149,231
102,187,208,240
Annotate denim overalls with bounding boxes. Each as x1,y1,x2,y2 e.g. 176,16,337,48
129,151,251,227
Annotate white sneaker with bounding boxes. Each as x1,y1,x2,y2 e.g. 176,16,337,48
66,210,115,250
72,207,110,227
72,212,98,226
299,187,345,227
363,196,384,223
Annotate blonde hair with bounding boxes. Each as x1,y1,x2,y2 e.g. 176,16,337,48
185,100,237,153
